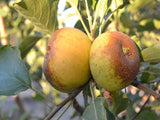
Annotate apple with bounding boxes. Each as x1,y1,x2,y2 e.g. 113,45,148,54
43,27,91,93
90,31,140,91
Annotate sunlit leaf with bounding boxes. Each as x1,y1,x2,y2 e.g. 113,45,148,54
90,0,98,10
0,45,31,96
93,0,112,28
66,0,78,8
94,0,111,20
14,0,59,35
141,44,160,63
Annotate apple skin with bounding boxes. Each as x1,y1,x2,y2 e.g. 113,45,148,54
90,31,140,91
43,27,91,93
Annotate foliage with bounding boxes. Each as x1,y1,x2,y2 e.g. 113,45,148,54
0,0,160,120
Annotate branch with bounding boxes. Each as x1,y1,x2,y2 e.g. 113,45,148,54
131,80,160,100
131,95,150,120
44,82,89,120
73,99,84,116
13,94,25,113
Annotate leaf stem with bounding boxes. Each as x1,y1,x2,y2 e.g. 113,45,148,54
85,0,94,41
67,1,92,40
90,82,95,100
57,101,73,120
30,87,56,105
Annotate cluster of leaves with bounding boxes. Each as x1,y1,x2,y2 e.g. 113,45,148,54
0,0,160,120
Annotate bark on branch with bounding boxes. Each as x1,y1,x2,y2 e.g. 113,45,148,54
44,82,89,120
131,80,160,100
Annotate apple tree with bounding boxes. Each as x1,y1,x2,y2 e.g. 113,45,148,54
0,0,160,120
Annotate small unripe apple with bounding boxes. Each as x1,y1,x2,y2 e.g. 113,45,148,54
43,27,91,93
90,31,140,91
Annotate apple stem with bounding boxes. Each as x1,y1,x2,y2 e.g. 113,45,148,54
44,82,89,120
131,80,160,100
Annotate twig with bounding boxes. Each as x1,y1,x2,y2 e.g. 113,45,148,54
31,87,56,105
44,82,89,120
131,80,160,100
73,98,84,115
131,95,150,120
57,101,73,120
14,94,25,113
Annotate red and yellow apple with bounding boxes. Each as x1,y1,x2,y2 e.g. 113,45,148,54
43,27,91,93
90,31,140,91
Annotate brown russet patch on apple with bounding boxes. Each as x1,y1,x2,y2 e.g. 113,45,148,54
43,27,91,93
104,31,140,84
43,29,68,91
43,55,66,91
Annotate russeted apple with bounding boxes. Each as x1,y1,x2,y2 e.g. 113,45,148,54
90,31,140,91
43,27,91,93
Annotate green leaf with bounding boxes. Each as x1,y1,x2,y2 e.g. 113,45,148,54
80,97,108,120
93,0,112,27
141,63,160,83
19,36,42,59
14,0,59,35
104,107,115,120
112,92,129,115
141,72,156,83
120,11,137,28
128,0,153,13
75,19,89,33
141,44,160,63
0,45,31,96
90,0,98,10
94,0,111,20
117,0,130,9
135,109,159,120
126,101,136,119
137,20,155,32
